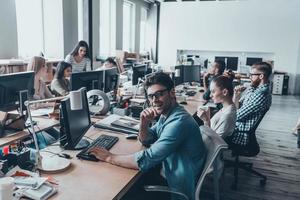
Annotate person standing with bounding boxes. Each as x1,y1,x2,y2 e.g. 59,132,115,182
65,40,91,73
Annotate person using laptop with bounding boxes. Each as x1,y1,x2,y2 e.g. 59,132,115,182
89,72,207,200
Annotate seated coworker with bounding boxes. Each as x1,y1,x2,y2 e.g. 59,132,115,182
227,62,272,147
27,56,57,148
96,57,117,71
51,61,72,96
89,72,207,200
27,56,54,100
202,60,225,101
197,75,236,138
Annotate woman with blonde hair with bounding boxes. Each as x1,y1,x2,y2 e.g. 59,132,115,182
27,56,53,100
27,56,56,149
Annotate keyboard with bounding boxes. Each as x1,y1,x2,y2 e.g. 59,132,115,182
76,134,119,161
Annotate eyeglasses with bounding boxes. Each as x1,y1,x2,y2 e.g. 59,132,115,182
147,89,169,100
249,73,264,77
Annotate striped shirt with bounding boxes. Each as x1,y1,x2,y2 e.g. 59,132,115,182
231,83,272,146
65,54,91,73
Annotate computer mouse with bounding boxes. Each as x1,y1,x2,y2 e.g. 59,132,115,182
58,153,72,159
199,89,205,93
126,134,138,140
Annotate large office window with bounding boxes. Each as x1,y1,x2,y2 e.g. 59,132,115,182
78,0,84,41
99,0,116,57
123,0,135,52
15,0,63,59
139,7,148,53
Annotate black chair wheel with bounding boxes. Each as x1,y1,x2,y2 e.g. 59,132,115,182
260,179,266,186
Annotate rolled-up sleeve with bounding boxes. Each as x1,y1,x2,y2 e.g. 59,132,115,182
134,118,187,171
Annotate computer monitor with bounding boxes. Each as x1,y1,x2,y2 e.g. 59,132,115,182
70,70,104,91
183,65,201,83
0,71,34,112
246,57,263,66
103,67,119,93
60,88,91,150
132,64,151,85
226,57,238,71
215,56,238,71
173,65,201,86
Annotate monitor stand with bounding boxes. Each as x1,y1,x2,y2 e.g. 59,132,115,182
73,138,90,150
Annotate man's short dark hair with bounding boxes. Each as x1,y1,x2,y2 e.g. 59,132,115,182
252,62,272,79
215,59,226,75
145,72,174,91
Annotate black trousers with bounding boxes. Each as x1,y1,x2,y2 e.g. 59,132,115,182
121,165,171,200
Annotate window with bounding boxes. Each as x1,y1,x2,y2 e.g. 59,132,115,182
99,0,116,57
78,0,84,41
15,0,43,58
15,0,64,59
123,0,135,52
139,7,148,53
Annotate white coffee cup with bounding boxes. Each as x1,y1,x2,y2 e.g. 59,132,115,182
198,105,209,111
0,177,15,200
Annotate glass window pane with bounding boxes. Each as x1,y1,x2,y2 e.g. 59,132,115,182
140,7,148,53
123,1,134,52
99,0,116,57
15,0,43,58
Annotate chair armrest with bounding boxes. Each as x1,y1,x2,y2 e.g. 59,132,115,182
144,185,189,200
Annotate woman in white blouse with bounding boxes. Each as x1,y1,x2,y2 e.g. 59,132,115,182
65,40,91,73
197,75,236,138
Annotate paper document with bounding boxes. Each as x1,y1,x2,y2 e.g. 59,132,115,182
95,114,140,133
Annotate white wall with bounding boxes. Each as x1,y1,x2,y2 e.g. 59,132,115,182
158,0,300,94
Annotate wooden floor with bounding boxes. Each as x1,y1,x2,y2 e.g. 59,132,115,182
202,95,300,200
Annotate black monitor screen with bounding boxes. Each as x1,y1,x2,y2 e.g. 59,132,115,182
104,67,119,93
70,71,104,91
132,64,151,85
246,57,263,66
183,65,201,83
174,65,200,86
0,71,34,111
226,57,238,71
60,88,91,150
215,56,238,71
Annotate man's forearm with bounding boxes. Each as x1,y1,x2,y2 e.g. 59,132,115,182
233,94,240,109
108,154,139,170
139,121,150,142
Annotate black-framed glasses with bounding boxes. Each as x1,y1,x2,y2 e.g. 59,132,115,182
147,89,169,100
249,73,264,77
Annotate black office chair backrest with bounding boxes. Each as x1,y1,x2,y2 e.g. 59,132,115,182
233,109,269,157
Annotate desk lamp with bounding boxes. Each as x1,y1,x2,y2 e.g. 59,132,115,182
25,90,83,173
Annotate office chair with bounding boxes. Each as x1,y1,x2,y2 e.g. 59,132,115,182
144,126,228,200
225,110,269,190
